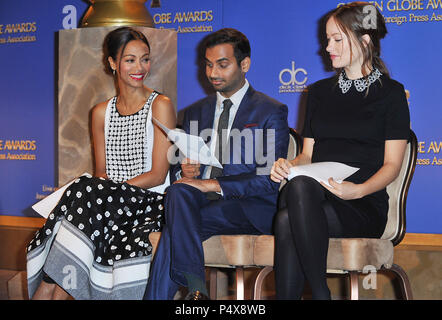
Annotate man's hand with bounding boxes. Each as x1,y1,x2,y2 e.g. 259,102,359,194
181,158,201,178
174,177,221,193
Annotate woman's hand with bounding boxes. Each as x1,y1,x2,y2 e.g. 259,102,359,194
320,178,363,200
270,137,314,183
322,139,408,201
270,158,293,183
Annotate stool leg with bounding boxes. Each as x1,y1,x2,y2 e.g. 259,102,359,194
253,266,273,300
349,271,359,300
236,267,245,300
209,268,217,300
388,264,413,300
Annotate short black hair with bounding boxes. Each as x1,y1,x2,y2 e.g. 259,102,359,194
202,28,251,65
103,27,150,74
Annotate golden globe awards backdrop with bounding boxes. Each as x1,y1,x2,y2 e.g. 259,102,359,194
0,0,441,234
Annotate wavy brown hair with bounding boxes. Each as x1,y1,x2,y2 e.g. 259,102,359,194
326,1,389,78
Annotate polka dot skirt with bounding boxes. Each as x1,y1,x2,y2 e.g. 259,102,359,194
27,175,164,267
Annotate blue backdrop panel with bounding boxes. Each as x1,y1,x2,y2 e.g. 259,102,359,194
0,0,440,234
150,1,223,110
220,0,442,233
0,0,87,216
153,0,442,234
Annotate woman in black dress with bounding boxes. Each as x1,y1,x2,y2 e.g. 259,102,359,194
270,2,410,300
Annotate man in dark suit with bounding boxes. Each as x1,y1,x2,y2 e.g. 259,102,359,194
144,28,289,300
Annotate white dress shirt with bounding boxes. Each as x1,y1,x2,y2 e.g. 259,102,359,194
175,79,250,194
202,79,250,179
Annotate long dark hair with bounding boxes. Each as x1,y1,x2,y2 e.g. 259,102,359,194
326,2,389,78
103,27,151,75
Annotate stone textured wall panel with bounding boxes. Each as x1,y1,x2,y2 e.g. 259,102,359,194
58,27,177,185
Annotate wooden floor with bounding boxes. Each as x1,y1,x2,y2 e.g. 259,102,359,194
0,270,27,300
0,268,264,300
0,224,440,300
2,259,442,300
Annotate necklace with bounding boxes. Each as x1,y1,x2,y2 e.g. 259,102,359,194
116,94,149,116
338,68,382,94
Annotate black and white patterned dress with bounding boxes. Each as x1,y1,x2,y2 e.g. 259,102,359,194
26,91,169,300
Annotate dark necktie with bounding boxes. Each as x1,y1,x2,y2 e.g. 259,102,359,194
210,98,233,179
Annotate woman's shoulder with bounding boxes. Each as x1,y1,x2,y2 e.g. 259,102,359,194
150,92,175,122
376,75,407,100
152,92,172,105
93,99,110,109
91,98,114,130
91,99,112,118
308,75,336,95
383,76,405,92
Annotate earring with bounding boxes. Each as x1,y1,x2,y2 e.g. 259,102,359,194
112,69,116,76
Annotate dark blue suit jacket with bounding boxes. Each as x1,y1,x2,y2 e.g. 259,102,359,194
171,86,289,234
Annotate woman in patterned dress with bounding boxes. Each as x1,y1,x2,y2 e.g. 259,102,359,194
27,27,176,300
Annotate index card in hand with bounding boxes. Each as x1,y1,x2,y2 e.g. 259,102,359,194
152,117,222,168
287,162,359,187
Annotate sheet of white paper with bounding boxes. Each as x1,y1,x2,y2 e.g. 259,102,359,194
32,173,91,219
287,162,359,187
152,117,222,168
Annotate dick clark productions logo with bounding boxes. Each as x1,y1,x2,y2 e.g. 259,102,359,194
279,61,308,93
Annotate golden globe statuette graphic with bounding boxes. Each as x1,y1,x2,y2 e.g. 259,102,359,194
150,0,161,8
81,0,155,27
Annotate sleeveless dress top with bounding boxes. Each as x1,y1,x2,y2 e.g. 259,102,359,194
104,91,170,193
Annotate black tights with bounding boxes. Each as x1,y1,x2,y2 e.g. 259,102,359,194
274,176,385,300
